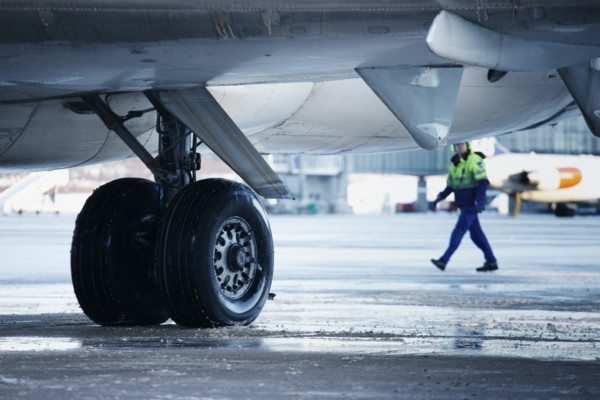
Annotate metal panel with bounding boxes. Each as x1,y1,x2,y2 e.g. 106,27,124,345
558,59,600,138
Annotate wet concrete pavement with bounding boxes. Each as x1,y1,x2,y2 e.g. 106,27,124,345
0,213,599,399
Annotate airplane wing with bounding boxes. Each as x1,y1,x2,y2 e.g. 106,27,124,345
2,2,598,174
2,1,600,327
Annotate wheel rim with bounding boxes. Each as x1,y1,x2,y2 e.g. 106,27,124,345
213,216,258,300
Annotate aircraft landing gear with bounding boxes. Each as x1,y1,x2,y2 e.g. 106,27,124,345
71,178,168,326
72,93,274,327
157,179,273,327
554,202,575,217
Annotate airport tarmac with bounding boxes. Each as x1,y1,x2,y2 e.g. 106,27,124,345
0,212,599,399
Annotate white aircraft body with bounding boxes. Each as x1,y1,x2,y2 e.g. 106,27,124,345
486,153,599,204
1,1,600,327
470,138,600,214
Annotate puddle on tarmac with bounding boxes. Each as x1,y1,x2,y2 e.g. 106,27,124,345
0,337,81,352
262,337,600,361
3,334,593,362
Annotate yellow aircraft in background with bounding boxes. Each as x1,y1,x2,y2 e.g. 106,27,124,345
473,139,600,216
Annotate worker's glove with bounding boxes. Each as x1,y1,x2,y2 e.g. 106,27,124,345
475,200,485,213
429,200,438,212
431,196,443,211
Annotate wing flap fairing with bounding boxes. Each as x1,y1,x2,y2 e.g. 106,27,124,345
356,66,463,150
558,60,600,138
426,10,600,72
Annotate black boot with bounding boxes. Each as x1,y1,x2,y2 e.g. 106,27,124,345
476,261,498,272
431,259,446,271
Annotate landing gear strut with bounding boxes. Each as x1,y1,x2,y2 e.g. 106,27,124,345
71,93,274,327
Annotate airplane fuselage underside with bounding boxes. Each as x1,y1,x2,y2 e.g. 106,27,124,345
1,1,599,99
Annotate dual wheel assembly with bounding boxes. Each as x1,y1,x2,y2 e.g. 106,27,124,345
71,178,274,328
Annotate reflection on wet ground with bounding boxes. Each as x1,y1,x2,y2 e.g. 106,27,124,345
0,214,599,398
1,305,597,362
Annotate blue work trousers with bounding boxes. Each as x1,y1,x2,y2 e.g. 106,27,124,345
441,206,496,263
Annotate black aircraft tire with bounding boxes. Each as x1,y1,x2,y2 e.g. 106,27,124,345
157,179,274,328
71,178,169,326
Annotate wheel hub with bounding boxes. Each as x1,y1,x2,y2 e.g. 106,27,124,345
227,243,247,272
213,217,258,300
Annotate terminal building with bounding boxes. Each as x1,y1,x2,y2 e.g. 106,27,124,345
272,116,600,214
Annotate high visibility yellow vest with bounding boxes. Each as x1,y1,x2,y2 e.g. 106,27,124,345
446,151,488,207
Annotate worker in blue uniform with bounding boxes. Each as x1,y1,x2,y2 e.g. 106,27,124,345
430,142,498,272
